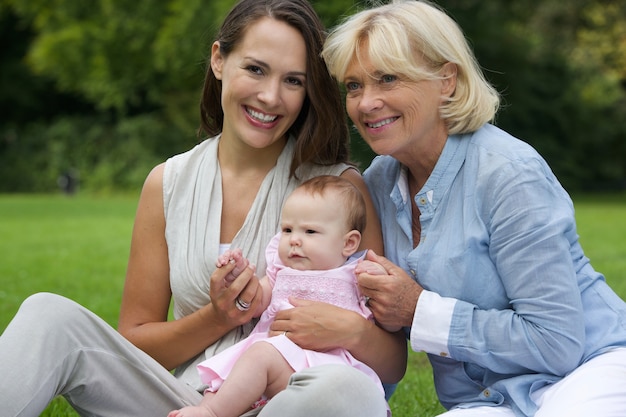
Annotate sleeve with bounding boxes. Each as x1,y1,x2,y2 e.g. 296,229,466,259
447,157,586,376
410,290,456,357
264,233,283,287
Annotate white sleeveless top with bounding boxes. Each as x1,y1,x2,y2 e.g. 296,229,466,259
162,135,350,389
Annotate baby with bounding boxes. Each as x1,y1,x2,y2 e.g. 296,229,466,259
168,175,392,417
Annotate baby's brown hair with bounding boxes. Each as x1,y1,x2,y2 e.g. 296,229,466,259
297,175,366,233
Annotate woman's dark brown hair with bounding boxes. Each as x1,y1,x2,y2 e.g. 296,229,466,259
199,0,350,176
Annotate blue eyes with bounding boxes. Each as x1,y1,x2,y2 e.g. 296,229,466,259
345,74,397,92
346,82,359,91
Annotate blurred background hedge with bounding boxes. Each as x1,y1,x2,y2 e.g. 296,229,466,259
1,0,624,193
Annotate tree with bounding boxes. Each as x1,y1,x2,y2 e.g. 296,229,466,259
440,0,626,190
1,0,625,192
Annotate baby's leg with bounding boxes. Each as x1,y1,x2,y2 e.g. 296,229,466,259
167,400,218,417
206,342,294,417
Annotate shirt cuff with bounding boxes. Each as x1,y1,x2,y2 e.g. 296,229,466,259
409,290,456,358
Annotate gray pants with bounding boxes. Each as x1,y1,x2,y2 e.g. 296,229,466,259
0,293,387,417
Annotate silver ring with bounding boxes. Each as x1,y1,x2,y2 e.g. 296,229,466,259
364,296,371,306
283,331,288,337
235,297,251,311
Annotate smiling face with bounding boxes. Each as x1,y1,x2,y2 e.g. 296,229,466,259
278,187,359,271
343,45,456,165
211,17,307,151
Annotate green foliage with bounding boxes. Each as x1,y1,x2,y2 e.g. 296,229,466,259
1,0,625,192
440,0,626,191
8,0,165,111
313,0,363,27
0,114,197,192
3,0,222,132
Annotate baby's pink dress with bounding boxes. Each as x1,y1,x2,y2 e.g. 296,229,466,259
197,234,384,395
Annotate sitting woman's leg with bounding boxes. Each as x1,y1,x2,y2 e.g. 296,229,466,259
0,292,201,417
534,348,626,417
258,364,388,417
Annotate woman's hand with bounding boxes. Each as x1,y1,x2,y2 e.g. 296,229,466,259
209,260,263,328
269,299,365,352
356,250,423,330
270,297,407,383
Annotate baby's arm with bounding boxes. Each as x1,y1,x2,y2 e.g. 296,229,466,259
355,259,403,332
216,248,249,286
355,259,387,275
254,275,273,317
217,248,271,317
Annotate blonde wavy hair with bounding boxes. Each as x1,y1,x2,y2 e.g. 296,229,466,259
322,0,500,134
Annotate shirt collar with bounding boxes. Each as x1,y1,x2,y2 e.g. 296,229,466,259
395,133,470,210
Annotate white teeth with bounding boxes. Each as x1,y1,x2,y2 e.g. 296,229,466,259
247,107,277,123
368,117,396,128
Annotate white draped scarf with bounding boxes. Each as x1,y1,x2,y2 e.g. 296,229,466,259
162,135,348,389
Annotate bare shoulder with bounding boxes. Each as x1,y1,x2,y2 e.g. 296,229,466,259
143,163,166,194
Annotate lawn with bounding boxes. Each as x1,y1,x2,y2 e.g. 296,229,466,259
0,192,624,417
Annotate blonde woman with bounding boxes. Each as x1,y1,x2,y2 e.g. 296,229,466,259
324,1,626,416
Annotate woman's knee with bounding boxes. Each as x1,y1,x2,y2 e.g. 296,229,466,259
290,364,376,392
18,292,87,332
259,365,387,417
21,292,75,313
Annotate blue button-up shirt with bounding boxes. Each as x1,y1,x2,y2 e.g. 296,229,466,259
364,123,626,417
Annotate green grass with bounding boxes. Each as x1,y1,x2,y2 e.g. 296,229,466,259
570,193,626,291
0,194,136,331
1,192,625,417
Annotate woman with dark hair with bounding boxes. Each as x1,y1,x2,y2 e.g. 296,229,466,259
0,1,405,416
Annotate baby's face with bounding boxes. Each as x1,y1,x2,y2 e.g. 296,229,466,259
278,189,350,271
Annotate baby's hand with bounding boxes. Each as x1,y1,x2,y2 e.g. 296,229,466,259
355,259,387,275
356,259,402,332
216,248,249,286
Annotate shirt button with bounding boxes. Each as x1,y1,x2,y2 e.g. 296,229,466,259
483,389,490,397
419,197,427,205
410,269,416,276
